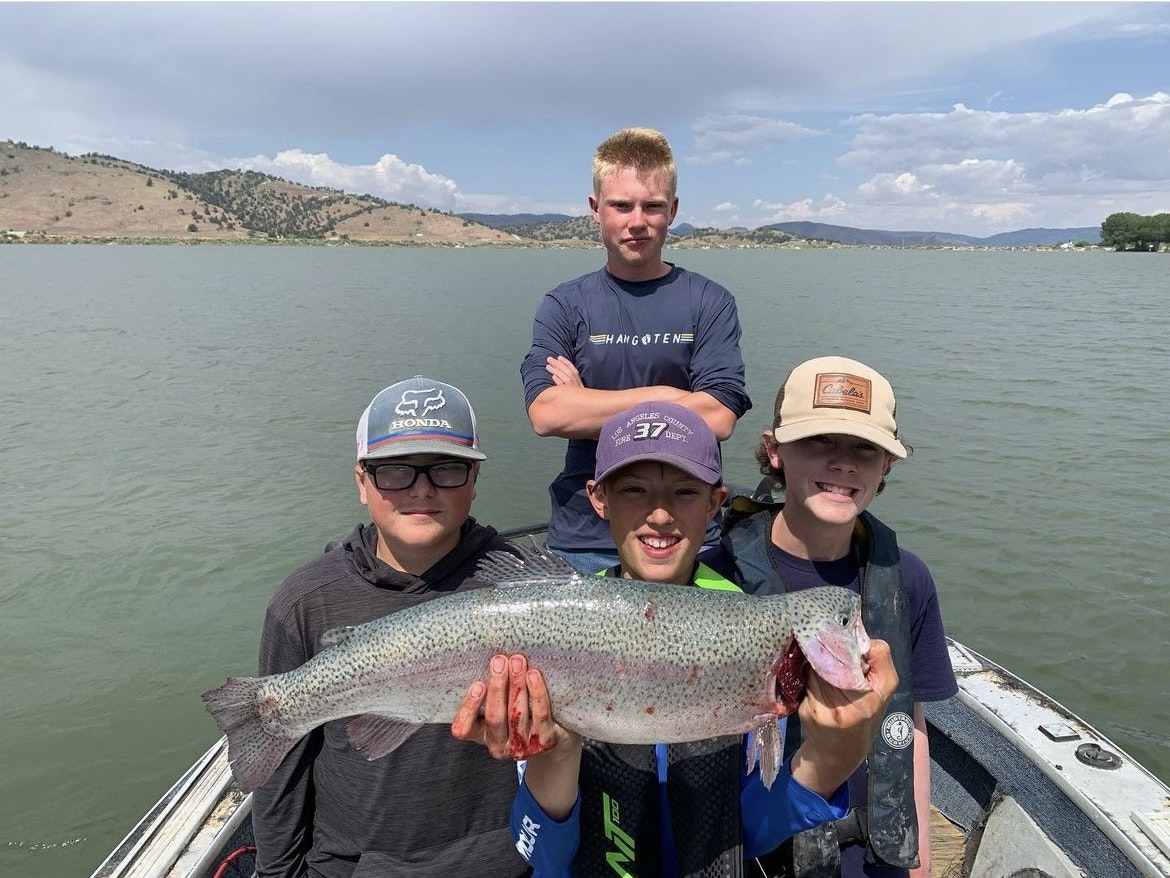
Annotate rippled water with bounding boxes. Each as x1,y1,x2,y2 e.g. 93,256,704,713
2,245,1166,877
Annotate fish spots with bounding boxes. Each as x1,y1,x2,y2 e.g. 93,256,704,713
204,567,870,794
258,691,281,722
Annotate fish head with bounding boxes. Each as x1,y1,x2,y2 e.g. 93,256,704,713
788,586,871,692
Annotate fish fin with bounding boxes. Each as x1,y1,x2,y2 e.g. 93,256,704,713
346,714,424,760
475,544,583,586
201,676,300,793
746,714,786,790
319,625,357,649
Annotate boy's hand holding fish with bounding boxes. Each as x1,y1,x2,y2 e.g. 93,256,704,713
453,652,584,820
452,654,577,762
790,637,897,797
452,638,897,808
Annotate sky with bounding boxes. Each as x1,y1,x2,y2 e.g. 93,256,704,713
2,1,1169,237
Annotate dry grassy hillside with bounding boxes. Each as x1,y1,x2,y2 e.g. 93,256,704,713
329,206,529,244
0,142,248,240
0,141,523,245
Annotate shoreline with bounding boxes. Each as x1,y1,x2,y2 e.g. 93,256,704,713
0,233,1110,252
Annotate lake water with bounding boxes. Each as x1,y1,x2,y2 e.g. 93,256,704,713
2,244,1167,878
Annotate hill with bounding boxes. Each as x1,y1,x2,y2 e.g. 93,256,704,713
458,212,572,229
757,221,1100,247
0,141,519,245
981,227,1101,246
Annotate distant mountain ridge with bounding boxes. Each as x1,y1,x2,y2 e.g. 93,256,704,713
758,221,1100,247
462,213,1101,247
458,212,571,229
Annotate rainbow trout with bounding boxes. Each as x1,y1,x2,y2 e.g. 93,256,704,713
202,545,871,793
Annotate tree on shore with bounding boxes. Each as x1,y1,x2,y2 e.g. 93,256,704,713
1100,212,1170,251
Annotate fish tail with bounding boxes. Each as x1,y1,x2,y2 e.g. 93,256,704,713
201,676,299,793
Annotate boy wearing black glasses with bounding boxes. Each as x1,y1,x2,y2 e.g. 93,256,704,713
251,376,529,878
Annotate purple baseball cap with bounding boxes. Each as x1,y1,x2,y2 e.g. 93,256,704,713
594,401,722,485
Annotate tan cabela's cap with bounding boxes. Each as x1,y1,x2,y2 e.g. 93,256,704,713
772,356,908,458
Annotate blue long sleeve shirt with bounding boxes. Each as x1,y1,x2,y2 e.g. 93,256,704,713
510,739,849,877
520,265,751,552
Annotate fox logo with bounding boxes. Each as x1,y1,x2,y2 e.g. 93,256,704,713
395,387,445,417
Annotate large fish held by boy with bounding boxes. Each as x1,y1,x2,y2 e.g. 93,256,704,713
202,545,871,793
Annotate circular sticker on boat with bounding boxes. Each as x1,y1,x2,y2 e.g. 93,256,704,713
882,712,914,749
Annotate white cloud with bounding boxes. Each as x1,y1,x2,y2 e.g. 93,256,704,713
229,149,460,209
778,91,1170,232
754,196,849,224
855,160,1029,204
714,202,738,212
842,92,1170,188
688,115,824,165
449,193,589,216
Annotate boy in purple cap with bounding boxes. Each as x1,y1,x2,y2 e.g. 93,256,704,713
252,376,529,878
452,401,899,878
586,398,730,587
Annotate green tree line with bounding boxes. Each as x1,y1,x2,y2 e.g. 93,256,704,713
1100,212,1170,251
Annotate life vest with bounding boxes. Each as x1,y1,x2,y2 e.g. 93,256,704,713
721,483,920,873
573,565,747,878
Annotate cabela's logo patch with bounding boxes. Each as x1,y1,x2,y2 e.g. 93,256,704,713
813,372,872,414
881,711,914,749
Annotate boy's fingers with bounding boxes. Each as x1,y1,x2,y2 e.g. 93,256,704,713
449,681,486,740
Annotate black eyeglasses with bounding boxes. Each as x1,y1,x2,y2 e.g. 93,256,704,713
362,460,474,491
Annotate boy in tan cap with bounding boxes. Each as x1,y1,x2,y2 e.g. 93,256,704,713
722,356,957,878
